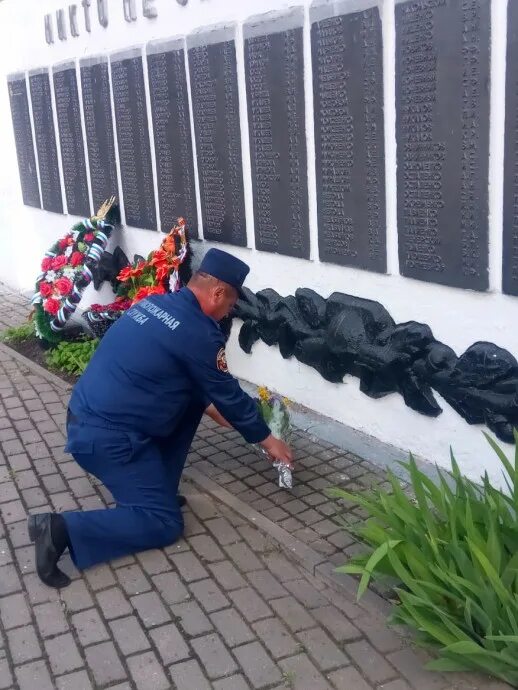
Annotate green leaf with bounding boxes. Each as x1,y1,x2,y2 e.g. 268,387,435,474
335,564,365,575
357,540,401,599
425,658,470,672
467,539,510,605
484,432,516,499
486,635,518,643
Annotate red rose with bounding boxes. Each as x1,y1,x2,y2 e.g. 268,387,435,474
58,238,69,250
52,255,67,270
84,233,95,242
43,298,60,315
39,282,53,298
55,277,73,296
41,257,53,271
70,251,84,268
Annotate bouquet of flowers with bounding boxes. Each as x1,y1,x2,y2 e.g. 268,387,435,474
255,386,293,489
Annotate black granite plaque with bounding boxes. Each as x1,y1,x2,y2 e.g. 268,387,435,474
80,56,119,214
53,62,91,217
396,0,490,290
311,3,386,271
111,48,156,230
147,39,198,236
188,28,246,246
7,73,40,208
29,69,63,214
503,0,518,295
245,11,310,258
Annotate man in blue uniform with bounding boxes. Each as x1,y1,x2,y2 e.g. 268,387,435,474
28,248,293,588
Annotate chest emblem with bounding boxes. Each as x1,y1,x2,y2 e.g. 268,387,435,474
217,348,228,373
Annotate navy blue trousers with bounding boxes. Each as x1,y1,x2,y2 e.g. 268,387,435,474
63,403,204,570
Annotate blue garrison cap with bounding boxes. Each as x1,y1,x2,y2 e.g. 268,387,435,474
199,248,250,293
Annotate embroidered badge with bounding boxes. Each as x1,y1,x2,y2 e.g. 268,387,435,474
217,347,228,373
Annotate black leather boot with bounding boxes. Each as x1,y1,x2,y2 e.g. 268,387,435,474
28,513,71,589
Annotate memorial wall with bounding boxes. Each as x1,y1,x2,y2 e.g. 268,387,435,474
5,0,498,284
0,0,516,482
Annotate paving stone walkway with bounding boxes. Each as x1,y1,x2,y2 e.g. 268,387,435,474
0,282,509,690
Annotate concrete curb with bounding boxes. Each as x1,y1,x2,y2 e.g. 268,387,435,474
2,340,393,620
184,466,393,619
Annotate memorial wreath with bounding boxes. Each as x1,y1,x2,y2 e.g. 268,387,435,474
31,197,120,344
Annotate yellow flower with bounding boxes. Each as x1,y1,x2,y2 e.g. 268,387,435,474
258,386,270,402
282,397,291,407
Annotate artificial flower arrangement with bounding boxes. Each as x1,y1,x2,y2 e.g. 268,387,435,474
255,386,293,489
31,197,120,344
83,218,190,338
117,217,189,305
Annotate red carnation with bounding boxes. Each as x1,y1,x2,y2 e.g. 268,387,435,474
150,249,168,266
52,255,67,270
84,233,95,242
117,266,133,282
155,264,171,282
58,237,69,250
43,298,60,315
41,257,53,271
55,277,73,296
114,298,132,311
131,285,166,305
39,282,53,298
71,251,84,268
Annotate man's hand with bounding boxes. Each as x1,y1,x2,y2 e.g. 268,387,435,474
260,435,293,468
205,404,233,429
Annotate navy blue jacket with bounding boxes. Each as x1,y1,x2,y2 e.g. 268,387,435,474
69,288,270,443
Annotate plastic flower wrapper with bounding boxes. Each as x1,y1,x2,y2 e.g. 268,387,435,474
254,387,293,490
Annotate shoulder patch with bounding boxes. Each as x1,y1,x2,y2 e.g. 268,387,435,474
216,347,228,373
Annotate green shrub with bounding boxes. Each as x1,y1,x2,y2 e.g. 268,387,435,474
0,322,34,343
329,433,518,685
45,338,98,376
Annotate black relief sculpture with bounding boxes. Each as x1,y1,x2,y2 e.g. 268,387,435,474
503,0,518,295
111,48,157,230
147,39,198,236
7,73,41,208
234,288,518,443
29,69,63,214
80,56,120,214
395,0,490,290
311,2,386,271
53,62,91,217
244,10,310,259
188,28,247,246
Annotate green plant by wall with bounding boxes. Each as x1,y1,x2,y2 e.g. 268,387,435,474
329,433,518,686
0,322,35,343
45,338,99,376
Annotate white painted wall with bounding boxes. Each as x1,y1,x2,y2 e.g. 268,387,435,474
0,0,515,485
